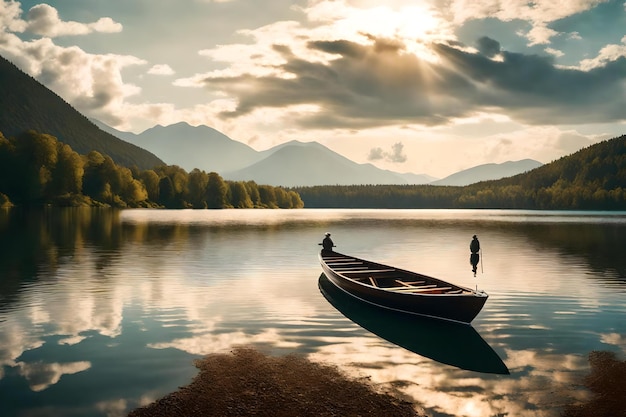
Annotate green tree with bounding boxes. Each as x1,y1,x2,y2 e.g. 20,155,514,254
288,190,304,208
156,165,188,207
246,181,261,207
229,181,253,208
51,142,84,196
158,175,176,207
14,131,59,203
258,185,277,208
140,169,160,202
0,132,15,196
187,169,209,208
206,172,228,208
82,151,107,200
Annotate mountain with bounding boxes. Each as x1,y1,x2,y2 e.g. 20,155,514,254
0,55,163,170
430,159,543,186
398,172,439,184
95,121,260,173
222,141,434,186
96,120,436,186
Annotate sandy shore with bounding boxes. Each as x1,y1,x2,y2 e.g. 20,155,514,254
127,348,626,416
128,347,422,417
561,350,626,417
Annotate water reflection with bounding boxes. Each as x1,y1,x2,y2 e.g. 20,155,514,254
318,274,509,374
0,208,624,417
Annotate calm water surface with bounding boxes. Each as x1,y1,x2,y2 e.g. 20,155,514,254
0,208,625,417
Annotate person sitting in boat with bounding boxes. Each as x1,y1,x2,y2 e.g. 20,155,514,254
470,235,480,275
470,235,480,254
321,232,336,252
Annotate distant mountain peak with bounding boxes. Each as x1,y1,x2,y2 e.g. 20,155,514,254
431,159,543,186
225,140,434,187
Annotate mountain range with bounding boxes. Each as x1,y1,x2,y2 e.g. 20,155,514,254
94,120,439,186
97,120,542,186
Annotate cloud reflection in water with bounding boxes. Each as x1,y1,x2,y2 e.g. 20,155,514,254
0,208,625,417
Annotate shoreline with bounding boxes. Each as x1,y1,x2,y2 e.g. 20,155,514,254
126,348,626,417
127,347,423,417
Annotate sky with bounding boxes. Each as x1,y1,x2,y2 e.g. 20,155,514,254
0,0,625,178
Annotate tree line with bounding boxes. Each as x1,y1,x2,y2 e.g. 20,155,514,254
292,180,626,210
292,134,626,210
0,130,304,209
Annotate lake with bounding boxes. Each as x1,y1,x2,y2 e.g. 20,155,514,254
0,208,625,417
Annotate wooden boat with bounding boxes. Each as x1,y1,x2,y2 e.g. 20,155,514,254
319,250,488,324
318,274,508,374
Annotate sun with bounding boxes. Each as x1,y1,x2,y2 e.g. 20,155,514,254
319,3,450,62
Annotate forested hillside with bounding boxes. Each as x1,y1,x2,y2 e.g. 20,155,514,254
0,130,303,209
0,55,163,170
293,134,626,210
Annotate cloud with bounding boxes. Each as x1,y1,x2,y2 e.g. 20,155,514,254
446,0,609,45
0,0,26,32
198,36,476,128
148,64,175,76
545,47,564,57
579,36,626,70
195,32,626,128
388,142,408,163
554,132,595,154
524,24,559,46
476,36,501,58
25,4,122,37
367,147,384,161
367,142,407,164
17,361,91,392
432,41,626,124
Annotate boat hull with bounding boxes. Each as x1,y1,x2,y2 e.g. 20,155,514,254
319,251,488,324
318,274,508,374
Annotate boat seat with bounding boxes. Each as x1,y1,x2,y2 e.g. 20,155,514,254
333,267,368,271
387,285,456,293
386,284,437,291
395,280,425,287
408,286,453,293
341,269,395,274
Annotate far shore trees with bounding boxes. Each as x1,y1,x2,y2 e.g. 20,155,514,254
0,130,304,209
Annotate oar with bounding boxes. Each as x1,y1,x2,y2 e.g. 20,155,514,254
480,249,484,274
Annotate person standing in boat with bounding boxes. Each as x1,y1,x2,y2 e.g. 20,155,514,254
470,235,480,276
321,232,336,252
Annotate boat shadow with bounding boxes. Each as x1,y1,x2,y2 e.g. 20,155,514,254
318,274,509,375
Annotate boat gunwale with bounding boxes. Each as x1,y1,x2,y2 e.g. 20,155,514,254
320,251,485,298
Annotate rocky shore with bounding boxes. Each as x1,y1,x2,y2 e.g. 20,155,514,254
128,347,422,417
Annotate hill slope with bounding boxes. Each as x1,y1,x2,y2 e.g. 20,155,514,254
492,135,626,191
432,159,543,186
0,55,163,169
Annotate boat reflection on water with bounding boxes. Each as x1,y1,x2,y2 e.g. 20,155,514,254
318,274,509,375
